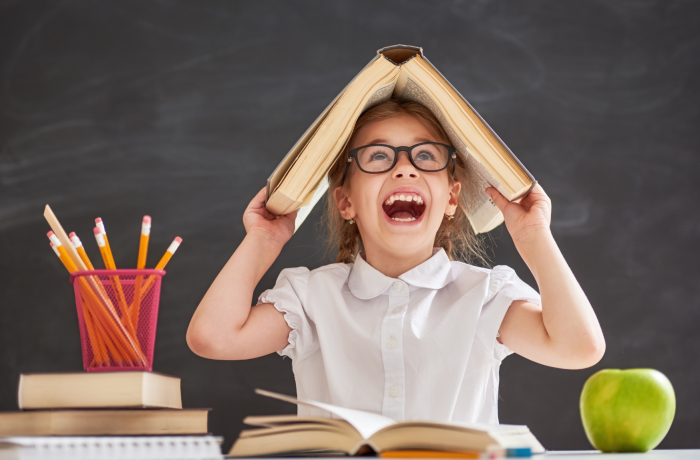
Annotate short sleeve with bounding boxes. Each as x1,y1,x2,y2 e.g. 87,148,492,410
256,267,318,361
477,265,542,361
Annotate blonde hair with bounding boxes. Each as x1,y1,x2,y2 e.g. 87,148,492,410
322,98,488,266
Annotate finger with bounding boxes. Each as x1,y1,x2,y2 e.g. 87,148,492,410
485,187,509,213
282,208,300,223
520,183,550,208
249,186,268,209
528,183,549,201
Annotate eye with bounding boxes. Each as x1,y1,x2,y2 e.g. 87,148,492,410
414,150,437,161
369,150,391,161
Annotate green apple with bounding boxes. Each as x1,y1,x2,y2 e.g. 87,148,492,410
580,369,675,452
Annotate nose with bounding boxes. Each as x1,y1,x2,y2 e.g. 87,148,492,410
392,150,419,180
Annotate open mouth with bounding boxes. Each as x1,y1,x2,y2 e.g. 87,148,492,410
382,193,426,222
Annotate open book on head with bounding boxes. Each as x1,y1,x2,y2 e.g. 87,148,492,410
228,389,545,457
265,45,536,234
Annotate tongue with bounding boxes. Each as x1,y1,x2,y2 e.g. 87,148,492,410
392,211,414,219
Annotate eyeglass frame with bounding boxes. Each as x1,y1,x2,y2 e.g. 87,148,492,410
339,142,458,186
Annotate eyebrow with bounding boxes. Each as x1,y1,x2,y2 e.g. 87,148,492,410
365,137,435,145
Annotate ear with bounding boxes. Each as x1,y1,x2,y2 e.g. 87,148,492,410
333,186,356,220
444,180,461,216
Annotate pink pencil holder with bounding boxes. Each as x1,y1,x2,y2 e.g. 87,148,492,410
69,269,165,372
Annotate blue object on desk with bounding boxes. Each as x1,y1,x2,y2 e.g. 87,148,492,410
507,447,532,457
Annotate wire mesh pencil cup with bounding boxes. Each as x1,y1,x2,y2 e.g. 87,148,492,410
70,269,165,372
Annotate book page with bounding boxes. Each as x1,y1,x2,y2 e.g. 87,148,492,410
291,79,397,231
256,389,395,440
267,54,386,202
362,81,397,112
293,175,329,233
464,156,505,233
266,58,400,216
403,57,533,194
393,75,504,234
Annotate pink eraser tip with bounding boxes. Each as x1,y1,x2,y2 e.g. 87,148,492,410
69,232,76,238
93,227,101,235
143,215,151,223
174,236,183,243
47,231,54,238
95,218,103,223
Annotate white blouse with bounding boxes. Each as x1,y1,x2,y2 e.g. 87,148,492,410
257,247,541,424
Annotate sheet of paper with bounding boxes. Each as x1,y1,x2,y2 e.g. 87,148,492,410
256,389,395,439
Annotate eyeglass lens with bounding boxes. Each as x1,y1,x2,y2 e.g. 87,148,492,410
356,144,450,173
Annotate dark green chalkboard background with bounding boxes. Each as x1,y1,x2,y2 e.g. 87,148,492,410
1,0,698,452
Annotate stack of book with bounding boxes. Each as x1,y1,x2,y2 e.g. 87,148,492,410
0,372,222,459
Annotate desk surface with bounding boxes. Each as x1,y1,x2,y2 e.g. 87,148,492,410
262,452,700,460
230,452,700,460
542,451,699,459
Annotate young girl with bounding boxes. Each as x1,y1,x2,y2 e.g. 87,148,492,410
187,99,605,424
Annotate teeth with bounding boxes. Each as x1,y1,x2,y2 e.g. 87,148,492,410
391,217,417,222
384,193,424,205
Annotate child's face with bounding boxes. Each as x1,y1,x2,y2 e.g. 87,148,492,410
334,114,461,259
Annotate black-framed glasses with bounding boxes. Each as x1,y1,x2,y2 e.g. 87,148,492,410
339,142,457,186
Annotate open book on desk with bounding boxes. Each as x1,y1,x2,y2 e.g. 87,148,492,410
228,389,545,457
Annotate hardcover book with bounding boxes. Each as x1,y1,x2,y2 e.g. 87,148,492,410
18,372,182,410
265,45,535,234
0,409,209,436
228,390,544,457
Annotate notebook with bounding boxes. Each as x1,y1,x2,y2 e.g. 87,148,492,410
0,436,223,460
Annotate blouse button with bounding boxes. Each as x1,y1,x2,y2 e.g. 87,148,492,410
386,337,397,348
389,386,400,397
393,307,403,314
393,282,403,292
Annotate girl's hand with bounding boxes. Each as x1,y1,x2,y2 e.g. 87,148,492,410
486,183,551,245
243,187,299,245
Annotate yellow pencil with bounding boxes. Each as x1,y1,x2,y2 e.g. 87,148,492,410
156,236,181,270
48,232,78,273
93,227,138,340
137,216,151,269
94,218,131,314
132,216,152,325
130,237,182,313
95,218,117,268
69,232,95,270
70,231,116,315
49,239,107,365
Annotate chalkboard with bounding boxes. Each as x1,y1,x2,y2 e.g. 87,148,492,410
1,0,698,452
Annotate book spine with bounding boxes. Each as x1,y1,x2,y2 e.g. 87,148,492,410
376,44,423,55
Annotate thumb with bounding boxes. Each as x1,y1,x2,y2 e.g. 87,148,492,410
283,208,300,222
485,187,509,213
